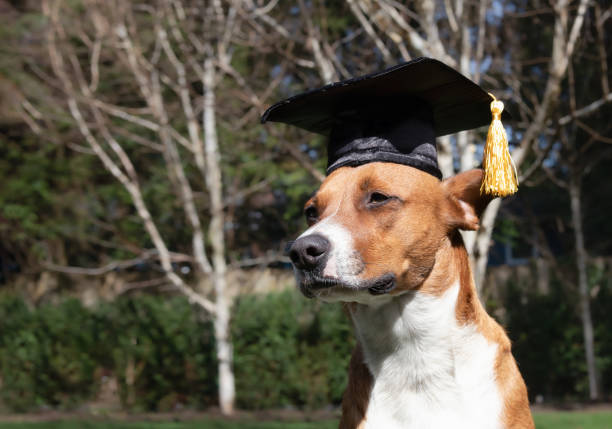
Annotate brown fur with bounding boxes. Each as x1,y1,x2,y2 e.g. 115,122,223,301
304,163,533,428
340,345,372,429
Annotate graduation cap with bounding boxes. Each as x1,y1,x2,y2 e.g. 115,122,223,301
261,57,517,197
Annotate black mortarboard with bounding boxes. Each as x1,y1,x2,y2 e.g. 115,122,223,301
261,57,517,195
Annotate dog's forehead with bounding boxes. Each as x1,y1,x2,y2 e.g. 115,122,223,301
313,163,441,204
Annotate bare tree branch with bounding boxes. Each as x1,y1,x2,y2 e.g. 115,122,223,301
42,0,216,314
559,93,612,125
347,0,393,64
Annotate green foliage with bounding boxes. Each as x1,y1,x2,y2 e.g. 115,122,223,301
590,265,612,396
232,291,353,410
492,217,521,247
0,296,100,411
0,295,216,412
501,265,612,402
0,137,63,242
99,296,217,411
0,412,611,429
0,290,353,413
0,420,340,429
1,279,612,413
503,281,586,400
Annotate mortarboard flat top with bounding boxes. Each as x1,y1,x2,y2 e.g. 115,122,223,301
261,57,510,178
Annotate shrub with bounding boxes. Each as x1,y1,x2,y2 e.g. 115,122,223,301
1,276,610,413
99,296,217,411
232,290,353,410
504,283,587,401
0,297,100,411
0,290,353,412
502,265,612,402
0,294,216,412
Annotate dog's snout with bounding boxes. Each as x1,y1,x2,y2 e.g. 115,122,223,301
289,234,330,270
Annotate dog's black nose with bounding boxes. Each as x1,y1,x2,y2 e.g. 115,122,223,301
289,234,330,270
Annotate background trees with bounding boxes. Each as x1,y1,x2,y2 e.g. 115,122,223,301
0,0,611,411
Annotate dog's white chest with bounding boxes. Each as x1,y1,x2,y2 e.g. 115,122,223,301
352,284,504,429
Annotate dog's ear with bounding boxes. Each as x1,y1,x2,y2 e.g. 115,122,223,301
442,169,493,231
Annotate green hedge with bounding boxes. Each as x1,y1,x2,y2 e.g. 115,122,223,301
0,290,353,412
232,291,353,410
0,295,217,412
499,267,612,402
0,279,610,412
0,296,103,411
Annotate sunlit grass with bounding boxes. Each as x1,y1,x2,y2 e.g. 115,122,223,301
0,411,610,429
533,410,612,429
0,421,337,429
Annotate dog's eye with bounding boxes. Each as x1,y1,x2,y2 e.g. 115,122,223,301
304,206,318,224
367,192,391,206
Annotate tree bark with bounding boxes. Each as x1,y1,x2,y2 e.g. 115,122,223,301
569,168,599,400
437,135,454,179
473,197,502,293
203,54,235,415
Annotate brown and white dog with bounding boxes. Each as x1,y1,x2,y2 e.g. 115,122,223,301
288,163,534,429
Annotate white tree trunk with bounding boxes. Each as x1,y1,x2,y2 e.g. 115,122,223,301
458,130,478,260
203,55,236,415
473,198,502,294
569,171,599,400
437,135,455,179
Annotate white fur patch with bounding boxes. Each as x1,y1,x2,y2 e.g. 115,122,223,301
297,217,365,283
351,283,503,429
299,220,358,279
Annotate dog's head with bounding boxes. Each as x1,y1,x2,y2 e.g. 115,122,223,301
288,162,491,303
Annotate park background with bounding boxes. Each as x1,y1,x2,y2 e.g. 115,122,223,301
0,0,611,427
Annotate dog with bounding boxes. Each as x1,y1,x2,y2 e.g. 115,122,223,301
288,163,534,428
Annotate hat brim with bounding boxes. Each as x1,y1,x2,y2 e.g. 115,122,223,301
261,57,511,137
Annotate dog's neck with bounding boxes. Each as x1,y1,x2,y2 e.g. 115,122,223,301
351,280,464,392
348,234,503,428
351,232,480,335
350,234,479,381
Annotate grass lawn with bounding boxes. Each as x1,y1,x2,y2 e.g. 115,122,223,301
0,412,610,428
0,421,336,429
0,422,336,429
534,411,612,429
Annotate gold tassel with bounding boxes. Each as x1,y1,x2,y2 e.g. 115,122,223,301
480,93,518,197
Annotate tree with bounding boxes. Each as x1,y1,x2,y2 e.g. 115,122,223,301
514,6,612,397
26,0,247,413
